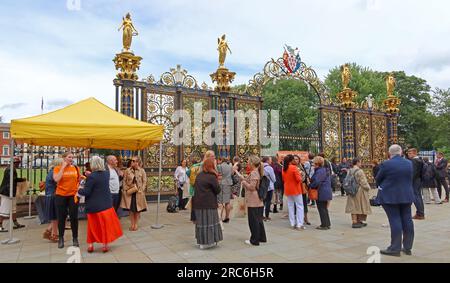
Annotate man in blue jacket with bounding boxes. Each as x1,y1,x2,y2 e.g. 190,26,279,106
376,144,415,257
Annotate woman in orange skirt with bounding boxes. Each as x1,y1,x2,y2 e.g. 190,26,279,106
78,156,123,253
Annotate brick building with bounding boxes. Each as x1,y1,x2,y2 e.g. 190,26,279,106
0,123,11,165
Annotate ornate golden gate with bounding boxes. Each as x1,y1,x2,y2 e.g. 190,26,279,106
111,14,400,195
245,58,401,180
112,16,263,196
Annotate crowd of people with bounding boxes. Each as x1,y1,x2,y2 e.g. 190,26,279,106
0,146,448,257
183,147,450,255
184,150,369,249
0,152,151,253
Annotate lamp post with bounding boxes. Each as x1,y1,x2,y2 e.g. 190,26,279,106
24,145,35,219
151,141,164,229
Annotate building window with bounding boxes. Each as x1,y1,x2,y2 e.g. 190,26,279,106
2,145,9,156
3,132,9,139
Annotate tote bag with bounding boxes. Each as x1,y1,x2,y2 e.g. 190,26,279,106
230,184,247,218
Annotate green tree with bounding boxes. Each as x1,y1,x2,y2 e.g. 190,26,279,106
391,71,433,149
430,87,450,156
324,63,386,105
231,84,246,93
261,79,320,150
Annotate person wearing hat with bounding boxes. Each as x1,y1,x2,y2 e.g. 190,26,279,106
0,156,26,232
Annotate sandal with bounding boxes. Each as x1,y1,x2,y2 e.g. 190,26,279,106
49,235,59,243
43,229,51,240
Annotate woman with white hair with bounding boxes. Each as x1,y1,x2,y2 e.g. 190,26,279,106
77,156,123,253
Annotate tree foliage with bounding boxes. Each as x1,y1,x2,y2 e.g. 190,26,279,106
430,88,450,156
261,79,319,135
324,63,386,105
232,64,449,153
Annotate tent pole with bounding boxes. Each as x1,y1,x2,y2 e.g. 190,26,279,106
24,145,35,219
2,139,20,244
151,141,163,229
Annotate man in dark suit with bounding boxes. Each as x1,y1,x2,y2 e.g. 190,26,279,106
407,148,424,220
435,152,449,203
376,144,414,257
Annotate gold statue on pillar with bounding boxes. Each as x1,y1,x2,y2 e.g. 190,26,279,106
341,64,351,90
118,13,138,53
217,34,232,68
386,73,396,97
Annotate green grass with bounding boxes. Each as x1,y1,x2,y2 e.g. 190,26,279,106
0,168,48,191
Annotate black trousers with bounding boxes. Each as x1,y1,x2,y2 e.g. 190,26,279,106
112,192,121,212
247,207,267,245
177,187,188,209
302,193,308,214
436,178,449,199
317,201,331,228
264,190,274,218
55,195,78,239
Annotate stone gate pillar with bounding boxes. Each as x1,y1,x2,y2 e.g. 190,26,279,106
337,64,358,160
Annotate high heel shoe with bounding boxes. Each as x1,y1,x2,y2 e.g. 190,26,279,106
87,245,94,253
102,246,109,253
58,237,64,249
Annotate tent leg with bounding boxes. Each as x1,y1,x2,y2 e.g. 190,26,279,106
151,141,163,229
2,139,20,245
24,145,35,219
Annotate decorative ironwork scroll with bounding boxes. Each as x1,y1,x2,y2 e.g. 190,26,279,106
245,58,335,106
182,96,210,163
145,92,176,167
159,65,199,89
372,114,388,162
321,110,342,160
355,113,371,164
236,101,260,162
146,175,175,194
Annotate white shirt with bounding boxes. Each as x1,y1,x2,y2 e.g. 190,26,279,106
174,166,187,186
108,166,120,194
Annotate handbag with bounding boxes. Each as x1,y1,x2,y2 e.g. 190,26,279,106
230,184,247,218
126,177,139,196
308,187,318,201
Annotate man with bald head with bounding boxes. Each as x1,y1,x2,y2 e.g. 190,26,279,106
107,155,123,212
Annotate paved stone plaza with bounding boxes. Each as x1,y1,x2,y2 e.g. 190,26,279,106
1,190,449,263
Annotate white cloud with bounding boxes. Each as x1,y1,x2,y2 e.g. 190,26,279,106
1,0,450,122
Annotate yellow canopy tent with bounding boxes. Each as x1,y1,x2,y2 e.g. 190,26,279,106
3,97,165,245
10,97,163,150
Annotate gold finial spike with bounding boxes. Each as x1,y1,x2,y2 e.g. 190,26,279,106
118,12,138,53
217,34,232,68
386,72,396,97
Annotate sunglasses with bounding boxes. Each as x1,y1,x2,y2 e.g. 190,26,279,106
131,160,138,162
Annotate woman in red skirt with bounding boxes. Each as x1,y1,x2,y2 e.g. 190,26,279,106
78,156,123,253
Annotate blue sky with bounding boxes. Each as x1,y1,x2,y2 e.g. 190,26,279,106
1,0,450,122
